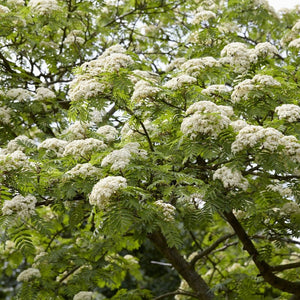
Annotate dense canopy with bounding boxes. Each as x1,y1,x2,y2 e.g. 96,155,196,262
0,0,300,299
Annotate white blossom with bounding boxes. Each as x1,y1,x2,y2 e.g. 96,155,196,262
154,200,176,221
0,150,31,172
0,5,10,13
101,142,147,171
64,30,85,45
35,87,56,101
280,135,300,163
130,70,160,84
267,183,293,197
291,20,300,32
0,106,11,124
254,42,278,57
230,120,248,132
65,121,88,140
275,104,300,122
89,176,127,209
288,38,300,49
252,74,281,86
17,268,41,282
201,84,231,96
89,108,104,124
6,135,32,153
7,88,32,102
165,58,186,72
131,80,161,102
231,125,284,153
38,138,68,157
181,101,232,138
28,0,60,15
101,44,126,57
192,9,216,24
73,291,93,300
65,163,100,179
181,57,220,77
2,195,37,219
63,138,106,158
164,75,197,90
7,0,25,6
213,166,248,190
96,125,118,142
280,202,300,216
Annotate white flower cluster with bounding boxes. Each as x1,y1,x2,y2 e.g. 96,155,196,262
64,30,85,45
163,75,197,90
230,120,248,132
6,135,32,153
35,87,56,101
89,176,127,209
101,142,147,171
165,58,186,72
38,138,68,157
0,150,31,172
73,291,93,300
280,202,300,217
232,126,300,162
231,75,280,103
65,163,100,179
89,108,104,124
28,0,60,15
2,194,37,219
213,166,248,190
96,125,118,142
181,101,233,138
63,138,107,159
7,0,24,6
220,42,278,73
192,9,216,24
181,57,220,77
201,84,231,96
275,104,300,122
288,38,300,49
0,106,11,124
267,183,292,197
69,45,133,102
0,5,10,13
131,80,161,102
65,121,88,140
154,200,176,221
7,88,32,102
17,268,41,282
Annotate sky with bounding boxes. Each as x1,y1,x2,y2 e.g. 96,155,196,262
268,0,300,10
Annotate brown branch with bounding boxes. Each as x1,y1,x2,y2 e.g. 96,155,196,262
270,262,300,273
148,231,214,300
223,210,300,296
190,234,235,268
154,290,199,300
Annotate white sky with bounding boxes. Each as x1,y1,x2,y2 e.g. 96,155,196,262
268,0,300,10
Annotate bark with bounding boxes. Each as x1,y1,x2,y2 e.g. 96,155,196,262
223,211,300,296
148,231,214,300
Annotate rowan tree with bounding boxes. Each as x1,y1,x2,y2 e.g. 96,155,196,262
0,0,300,299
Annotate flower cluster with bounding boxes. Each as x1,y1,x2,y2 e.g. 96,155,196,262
6,135,32,153
35,87,56,101
63,138,107,159
89,176,127,209
0,150,31,172
192,9,216,24
213,166,248,190
28,0,60,15
130,70,160,84
17,268,41,282
64,30,85,45
65,163,100,179
181,101,233,138
0,5,10,13
231,74,280,103
7,0,24,6
0,106,11,124
181,57,220,77
288,38,300,49
7,88,32,102
280,135,300,163
38,138,68,157
101,142,147,171
73,291,93,300
201,84,231,96
275,104,300,122
131,80,161,102
2,194,37,219
96,125,118,142
65,121,88,140
220,42,278,73
230,120,248,132
163,75,197,90
154,200,176,221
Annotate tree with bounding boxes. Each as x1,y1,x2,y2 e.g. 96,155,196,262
0,0,300,299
